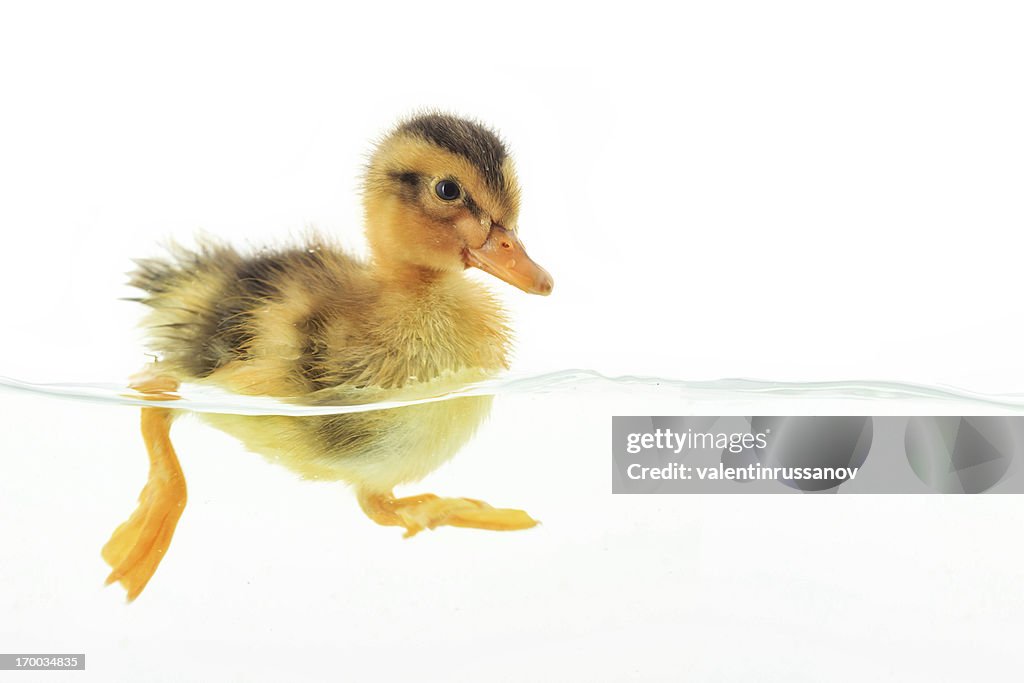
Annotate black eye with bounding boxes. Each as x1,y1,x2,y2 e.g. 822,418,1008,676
435,179,461,201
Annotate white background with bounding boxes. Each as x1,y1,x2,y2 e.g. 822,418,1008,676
1,1,1023,681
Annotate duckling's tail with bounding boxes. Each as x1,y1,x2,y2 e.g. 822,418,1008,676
128,238,237,299
127,238,247,380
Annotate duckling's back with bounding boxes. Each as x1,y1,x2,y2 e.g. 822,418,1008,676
130,237,376,396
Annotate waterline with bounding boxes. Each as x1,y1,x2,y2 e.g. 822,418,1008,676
2,370,1024,416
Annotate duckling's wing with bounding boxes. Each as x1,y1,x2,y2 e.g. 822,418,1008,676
130,236,372,396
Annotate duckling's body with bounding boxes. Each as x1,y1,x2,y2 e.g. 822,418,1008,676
132,237,505,487
103,114,553,601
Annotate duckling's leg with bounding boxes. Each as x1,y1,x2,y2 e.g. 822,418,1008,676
103,373,186,601
127,366,181,400
357,490,538,538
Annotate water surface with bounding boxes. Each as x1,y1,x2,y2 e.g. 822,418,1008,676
3,370,1024,415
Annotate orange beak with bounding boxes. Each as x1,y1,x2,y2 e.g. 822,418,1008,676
464,226,554,296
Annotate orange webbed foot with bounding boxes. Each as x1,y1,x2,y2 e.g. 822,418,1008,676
104,396,187,601
358,490,538,538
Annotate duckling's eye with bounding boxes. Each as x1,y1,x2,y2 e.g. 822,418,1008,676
435,180,461,201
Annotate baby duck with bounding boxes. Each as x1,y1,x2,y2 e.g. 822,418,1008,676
104,113,553,601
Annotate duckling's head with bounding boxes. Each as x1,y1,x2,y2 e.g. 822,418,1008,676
363,113,553,295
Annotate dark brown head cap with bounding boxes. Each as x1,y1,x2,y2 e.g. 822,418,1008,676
396,113,509,192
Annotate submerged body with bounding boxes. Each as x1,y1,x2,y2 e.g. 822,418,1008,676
103,113,553,601
204,397,494,489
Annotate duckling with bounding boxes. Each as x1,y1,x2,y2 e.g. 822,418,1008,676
103,113,553,601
